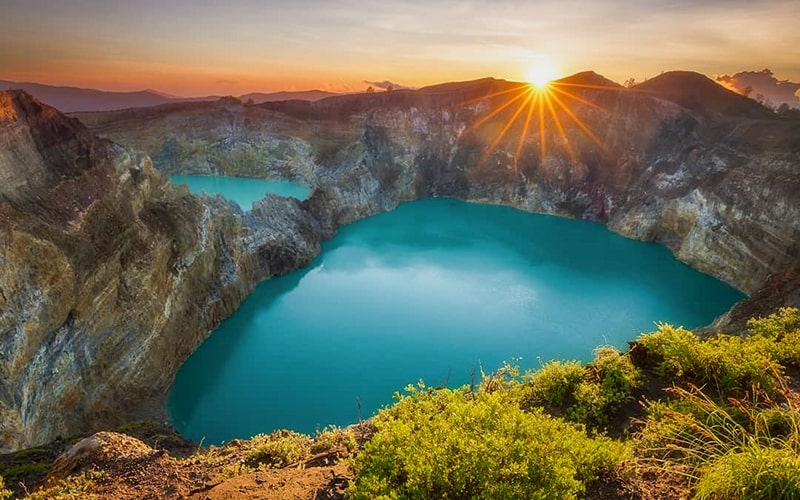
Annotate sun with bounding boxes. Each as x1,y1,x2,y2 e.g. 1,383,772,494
525,63,559,89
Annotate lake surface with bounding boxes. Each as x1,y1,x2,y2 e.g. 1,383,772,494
169,198,745,444
169,175,310,208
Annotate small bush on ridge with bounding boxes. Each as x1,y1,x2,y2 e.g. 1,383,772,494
748,307,800,367
311,425,358,455
521,347,641,429
243,430,310,468
635,324,781,393
525,360,584,407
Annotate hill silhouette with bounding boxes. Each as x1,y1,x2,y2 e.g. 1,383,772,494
0,80,194,112
554,71,623,89
634,71,774,118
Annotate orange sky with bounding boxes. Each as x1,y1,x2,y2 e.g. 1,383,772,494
2,0,799,96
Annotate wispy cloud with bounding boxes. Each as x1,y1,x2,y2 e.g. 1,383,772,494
716,69,800,108
1,0,798,95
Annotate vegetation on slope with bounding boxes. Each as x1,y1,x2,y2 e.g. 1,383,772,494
2,308,799,499
349,381,628,499
346,307,800,499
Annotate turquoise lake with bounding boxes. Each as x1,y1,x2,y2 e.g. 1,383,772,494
169,175,310,208
168,197,745,444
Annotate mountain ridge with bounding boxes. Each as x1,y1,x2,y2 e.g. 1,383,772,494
0,80,340,113
4,70,775,116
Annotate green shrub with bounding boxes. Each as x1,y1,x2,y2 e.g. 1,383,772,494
747,307,800,340
25,472,100,500
694,446,800,499
588,346,641,410
243,430,310,468
636,310,800,395
566,382,606,426
636,324,781,393
703,335,778,391
526,360,584,407
748,307,800,367
311,425,358,454
523,348,640,429
2,461,51,480
349,384,629,499
218,461,255,479
635,323,703,377
478,360,521,394
12,447,47,459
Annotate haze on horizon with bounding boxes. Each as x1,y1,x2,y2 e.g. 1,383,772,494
1,0,799,97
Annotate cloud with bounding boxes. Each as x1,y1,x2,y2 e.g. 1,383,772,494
363,80,415,91
715,69,800,109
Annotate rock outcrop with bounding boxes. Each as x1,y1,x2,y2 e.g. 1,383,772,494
46,431,155,481
1,70,799,451
0,91,322,451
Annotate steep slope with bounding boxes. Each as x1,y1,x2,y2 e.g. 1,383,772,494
0,91,323,451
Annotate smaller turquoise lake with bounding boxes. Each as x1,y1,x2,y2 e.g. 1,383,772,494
169,197,745,445
169,175,310,208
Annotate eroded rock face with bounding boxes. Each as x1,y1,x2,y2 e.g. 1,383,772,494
0,91,322,451
77,73,800,299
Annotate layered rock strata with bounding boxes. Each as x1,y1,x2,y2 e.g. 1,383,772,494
0,91,321,451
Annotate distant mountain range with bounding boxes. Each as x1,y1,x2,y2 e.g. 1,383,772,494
240,90,338,105
0,80,338,113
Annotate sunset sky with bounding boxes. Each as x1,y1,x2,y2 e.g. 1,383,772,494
1,0,798,96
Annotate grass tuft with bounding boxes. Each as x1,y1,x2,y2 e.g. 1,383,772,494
243,430,310,468
635,377,800,499
25,471,101,500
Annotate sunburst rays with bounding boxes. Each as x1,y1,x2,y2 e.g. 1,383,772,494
464,78,622,173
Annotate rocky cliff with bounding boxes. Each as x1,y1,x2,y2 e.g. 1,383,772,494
0,91,322,451
2,70,799,451
77,72,800,304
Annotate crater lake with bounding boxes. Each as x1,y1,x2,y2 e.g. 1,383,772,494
169,197,745,444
